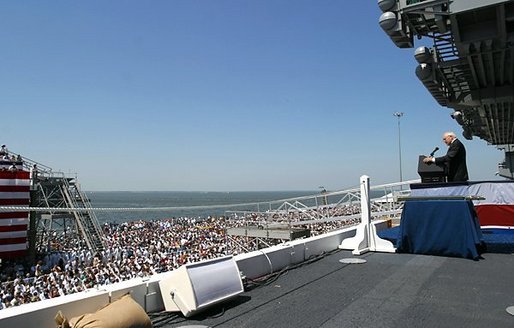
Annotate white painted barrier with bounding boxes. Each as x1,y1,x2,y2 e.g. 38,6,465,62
0,220,390,327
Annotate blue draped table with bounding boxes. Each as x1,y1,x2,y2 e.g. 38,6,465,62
396,199,483,259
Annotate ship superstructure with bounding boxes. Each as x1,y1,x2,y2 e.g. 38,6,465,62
378,0,514,178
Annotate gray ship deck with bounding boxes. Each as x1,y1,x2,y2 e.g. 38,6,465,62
156,249,514,328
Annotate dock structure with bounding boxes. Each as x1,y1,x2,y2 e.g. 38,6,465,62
31,169,105,255
0,150,105,261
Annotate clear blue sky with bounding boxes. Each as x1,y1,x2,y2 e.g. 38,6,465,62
0,1,503,191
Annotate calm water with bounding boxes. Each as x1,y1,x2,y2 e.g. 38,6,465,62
87,191,318,224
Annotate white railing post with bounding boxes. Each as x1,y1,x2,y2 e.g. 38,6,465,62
339,175,396,255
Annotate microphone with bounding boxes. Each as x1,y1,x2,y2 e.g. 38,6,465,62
429,147,439,157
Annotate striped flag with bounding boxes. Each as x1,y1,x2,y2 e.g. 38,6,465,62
0,170,30,258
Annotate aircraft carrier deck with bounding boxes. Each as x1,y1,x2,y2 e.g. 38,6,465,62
157,249,514,328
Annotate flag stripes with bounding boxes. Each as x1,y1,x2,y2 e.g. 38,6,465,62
0,170,30,258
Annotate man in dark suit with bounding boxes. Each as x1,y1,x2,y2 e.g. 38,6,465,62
423,131,469,182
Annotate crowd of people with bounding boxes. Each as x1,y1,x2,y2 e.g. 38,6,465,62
0,144,23,171
0,203,372,310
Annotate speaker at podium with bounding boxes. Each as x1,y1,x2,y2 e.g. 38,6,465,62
417,155,447,183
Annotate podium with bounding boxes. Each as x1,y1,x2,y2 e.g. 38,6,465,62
417,155,447,183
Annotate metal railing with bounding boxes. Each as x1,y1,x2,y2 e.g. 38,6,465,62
225,179,418,226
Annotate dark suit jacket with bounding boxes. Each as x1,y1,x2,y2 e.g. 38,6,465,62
434,138,469,182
